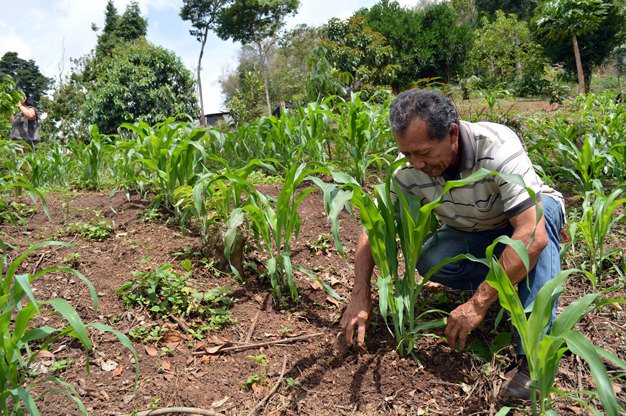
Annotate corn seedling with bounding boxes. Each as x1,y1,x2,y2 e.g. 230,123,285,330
569,184,626,282
480,237,626,415
119,118,207,216
0,240,138,415
318,165,543,357
334,93,395,185
225,162,340,302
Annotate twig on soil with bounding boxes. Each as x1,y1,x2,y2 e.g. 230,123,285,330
249,354,288,415
245,293,269,343
31,252,46,274
168,314,191,334
135,407,225,416
192,332,325,356
245,310,262,343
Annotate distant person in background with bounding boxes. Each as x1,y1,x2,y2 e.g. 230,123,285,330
10,94,40,149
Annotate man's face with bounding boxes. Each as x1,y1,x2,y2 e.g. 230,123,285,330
395,117,459,177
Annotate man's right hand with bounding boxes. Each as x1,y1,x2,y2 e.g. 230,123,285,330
339,297,372,353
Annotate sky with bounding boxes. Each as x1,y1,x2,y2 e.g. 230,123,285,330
0,0,418,113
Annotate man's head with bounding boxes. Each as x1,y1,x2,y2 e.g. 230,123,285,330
389,89,460,177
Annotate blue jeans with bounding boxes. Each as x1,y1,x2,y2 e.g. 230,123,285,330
416,195,564,355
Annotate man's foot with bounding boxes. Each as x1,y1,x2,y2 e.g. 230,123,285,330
500,357,531,403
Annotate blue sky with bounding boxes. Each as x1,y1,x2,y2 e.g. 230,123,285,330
0,0,416,113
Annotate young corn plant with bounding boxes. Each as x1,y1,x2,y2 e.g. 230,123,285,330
317,164,534,356
120,118,208,216
480,237,626,416
0,240,138,415
556,134,613,193
224,162,339,302
568,185,626,282
174,159,275,247
67,125,111,190
334,93,395,185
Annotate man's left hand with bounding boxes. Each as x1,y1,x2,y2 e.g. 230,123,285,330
444,298,488,350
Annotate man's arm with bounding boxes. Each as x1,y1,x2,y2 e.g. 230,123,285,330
340,229,375,351
18,102,36,120
445,201,548,350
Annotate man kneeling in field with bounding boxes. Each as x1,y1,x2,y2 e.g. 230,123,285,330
339,88,565,401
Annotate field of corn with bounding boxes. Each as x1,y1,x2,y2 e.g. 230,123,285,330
2,92,626,415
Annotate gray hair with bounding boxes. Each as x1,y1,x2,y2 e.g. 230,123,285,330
389,89,459,141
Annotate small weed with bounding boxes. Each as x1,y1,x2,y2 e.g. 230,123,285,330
142,208,161,223
307,233,333,254
284,377,300,389
0,201,36,225
62,252,81,268
245,354,270,390
117,263,235,338
62,220,113,242
50,359,73,375
128,325,168,343
160,346,175,356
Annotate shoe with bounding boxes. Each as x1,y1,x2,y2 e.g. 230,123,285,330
500,357,531,403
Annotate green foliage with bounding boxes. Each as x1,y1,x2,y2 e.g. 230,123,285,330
334,93,394,185
358,2,473,89
117,263,235,335
569,184,626,280
0,52,52,105
306,46,347,102
118,118,207,215
215,0,299,45
0,240,138,415
468,11,546,92
0,76,24,138
482,240,626,415
321,15,398,93
64,220,114,242
225,70,266,125
95,0,147,58
83,38,199,134
225,162,340,302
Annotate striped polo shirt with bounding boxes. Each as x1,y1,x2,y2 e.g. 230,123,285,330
392,121,564,232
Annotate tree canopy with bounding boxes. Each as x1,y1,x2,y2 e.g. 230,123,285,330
82,38,198,134
94,0,148,59
0,52,52,105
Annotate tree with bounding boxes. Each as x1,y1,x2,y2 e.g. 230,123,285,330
180,0,229,125
0,52,52,105
468,11,545,90
356,1,472,89
321,15,398,93
118,1,148,41
538,2,626,93
82,38,199,134
216,0,300,115
95,0,147,58
474,0,539,21
533,0,609,94
219,24,318,109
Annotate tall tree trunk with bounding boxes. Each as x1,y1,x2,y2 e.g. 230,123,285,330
196,26,210,127
572,33,586,95
256,42,272,116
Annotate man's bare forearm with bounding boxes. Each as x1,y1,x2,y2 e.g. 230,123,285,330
352,229,375,300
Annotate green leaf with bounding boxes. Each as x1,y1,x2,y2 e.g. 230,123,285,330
46,298,92,351
89,323,140,388
565,331,619,415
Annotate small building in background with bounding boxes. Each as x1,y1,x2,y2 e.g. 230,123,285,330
204,111,232,126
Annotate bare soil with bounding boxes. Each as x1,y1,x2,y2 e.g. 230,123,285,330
3,187,625,416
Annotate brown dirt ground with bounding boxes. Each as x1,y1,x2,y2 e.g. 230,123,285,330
3,186,625,416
